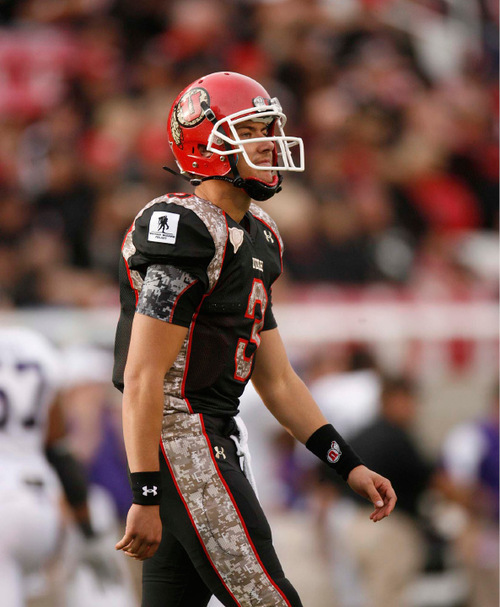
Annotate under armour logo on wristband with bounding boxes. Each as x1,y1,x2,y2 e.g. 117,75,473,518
142,485,158,497
327,440,342,464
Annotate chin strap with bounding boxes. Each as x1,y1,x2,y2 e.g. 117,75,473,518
162,165,283,202
233,173,283,202
163,164,236,187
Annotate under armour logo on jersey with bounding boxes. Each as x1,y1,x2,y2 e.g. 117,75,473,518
228,227,244,254
263,230,274,244
142,485,158,497
214,446,226,460
326,441,342,464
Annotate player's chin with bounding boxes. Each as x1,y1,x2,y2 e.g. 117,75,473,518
255,168,276,184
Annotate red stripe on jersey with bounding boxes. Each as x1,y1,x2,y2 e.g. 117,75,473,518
168,279,199,323
180,303,199,412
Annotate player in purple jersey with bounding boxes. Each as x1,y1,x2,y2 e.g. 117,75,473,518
113,72,397,607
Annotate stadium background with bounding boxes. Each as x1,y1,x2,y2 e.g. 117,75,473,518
0,1,497,606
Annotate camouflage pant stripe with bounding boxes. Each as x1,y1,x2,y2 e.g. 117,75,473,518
160,412,291,607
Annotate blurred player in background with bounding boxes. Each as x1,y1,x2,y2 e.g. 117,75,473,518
0,326,134,607
60,345,132,523
309,344,382,440
0,326,64,607
113,71,397,607
56,344,138,607
314,375,435,607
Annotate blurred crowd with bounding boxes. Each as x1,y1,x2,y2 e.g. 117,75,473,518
0,0,498,308
251,343,499,607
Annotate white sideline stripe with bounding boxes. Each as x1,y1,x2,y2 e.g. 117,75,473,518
0,301,497,345
274,302,499,342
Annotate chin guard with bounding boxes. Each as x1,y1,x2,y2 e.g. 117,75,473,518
233,174,283,202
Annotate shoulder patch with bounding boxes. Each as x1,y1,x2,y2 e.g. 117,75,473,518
148,211,180,244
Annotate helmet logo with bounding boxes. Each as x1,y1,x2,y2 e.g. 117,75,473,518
171,87,210,148
177,87,210,126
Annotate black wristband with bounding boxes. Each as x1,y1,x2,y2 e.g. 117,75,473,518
306,424,364,481
130,471,162,505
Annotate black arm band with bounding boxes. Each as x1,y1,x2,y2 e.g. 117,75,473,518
305,424,364,481
130,471,162,506
45,442,88,507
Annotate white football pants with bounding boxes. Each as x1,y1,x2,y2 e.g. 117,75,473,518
0,471,61,607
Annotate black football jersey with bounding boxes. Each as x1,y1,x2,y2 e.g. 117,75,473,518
113,194,283,418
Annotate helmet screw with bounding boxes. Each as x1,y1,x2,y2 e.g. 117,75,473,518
220,156,226,162
192,162,198,168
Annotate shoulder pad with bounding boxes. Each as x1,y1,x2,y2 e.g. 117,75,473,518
124,194,228,291
249,203,284,253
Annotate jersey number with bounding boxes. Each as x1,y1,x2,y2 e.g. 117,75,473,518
234,279,268,382
0,362,46,430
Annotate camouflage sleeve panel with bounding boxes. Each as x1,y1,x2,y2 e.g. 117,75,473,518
136,264,205,327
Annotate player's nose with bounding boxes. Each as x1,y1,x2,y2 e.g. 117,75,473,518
256,139,275,157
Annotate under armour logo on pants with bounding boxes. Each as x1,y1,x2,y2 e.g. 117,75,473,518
214,446,226,459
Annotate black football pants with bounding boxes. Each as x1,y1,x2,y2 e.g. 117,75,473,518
142,413,302,607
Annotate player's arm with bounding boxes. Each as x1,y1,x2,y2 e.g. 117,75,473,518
45,395,95,537
116,205,213,560
121,314,187,472
115,312,187,560
46,396,125,581
251,327,397,521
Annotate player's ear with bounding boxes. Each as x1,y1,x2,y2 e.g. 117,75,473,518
198,144,212,158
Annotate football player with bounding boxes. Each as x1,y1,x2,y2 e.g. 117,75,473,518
0,326,64,607
113,71,397,607
0,326,120,607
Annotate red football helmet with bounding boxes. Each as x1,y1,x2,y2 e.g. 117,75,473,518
167,72,304,200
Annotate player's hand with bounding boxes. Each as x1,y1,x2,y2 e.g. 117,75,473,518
115,504,162,560
347,465,397,522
